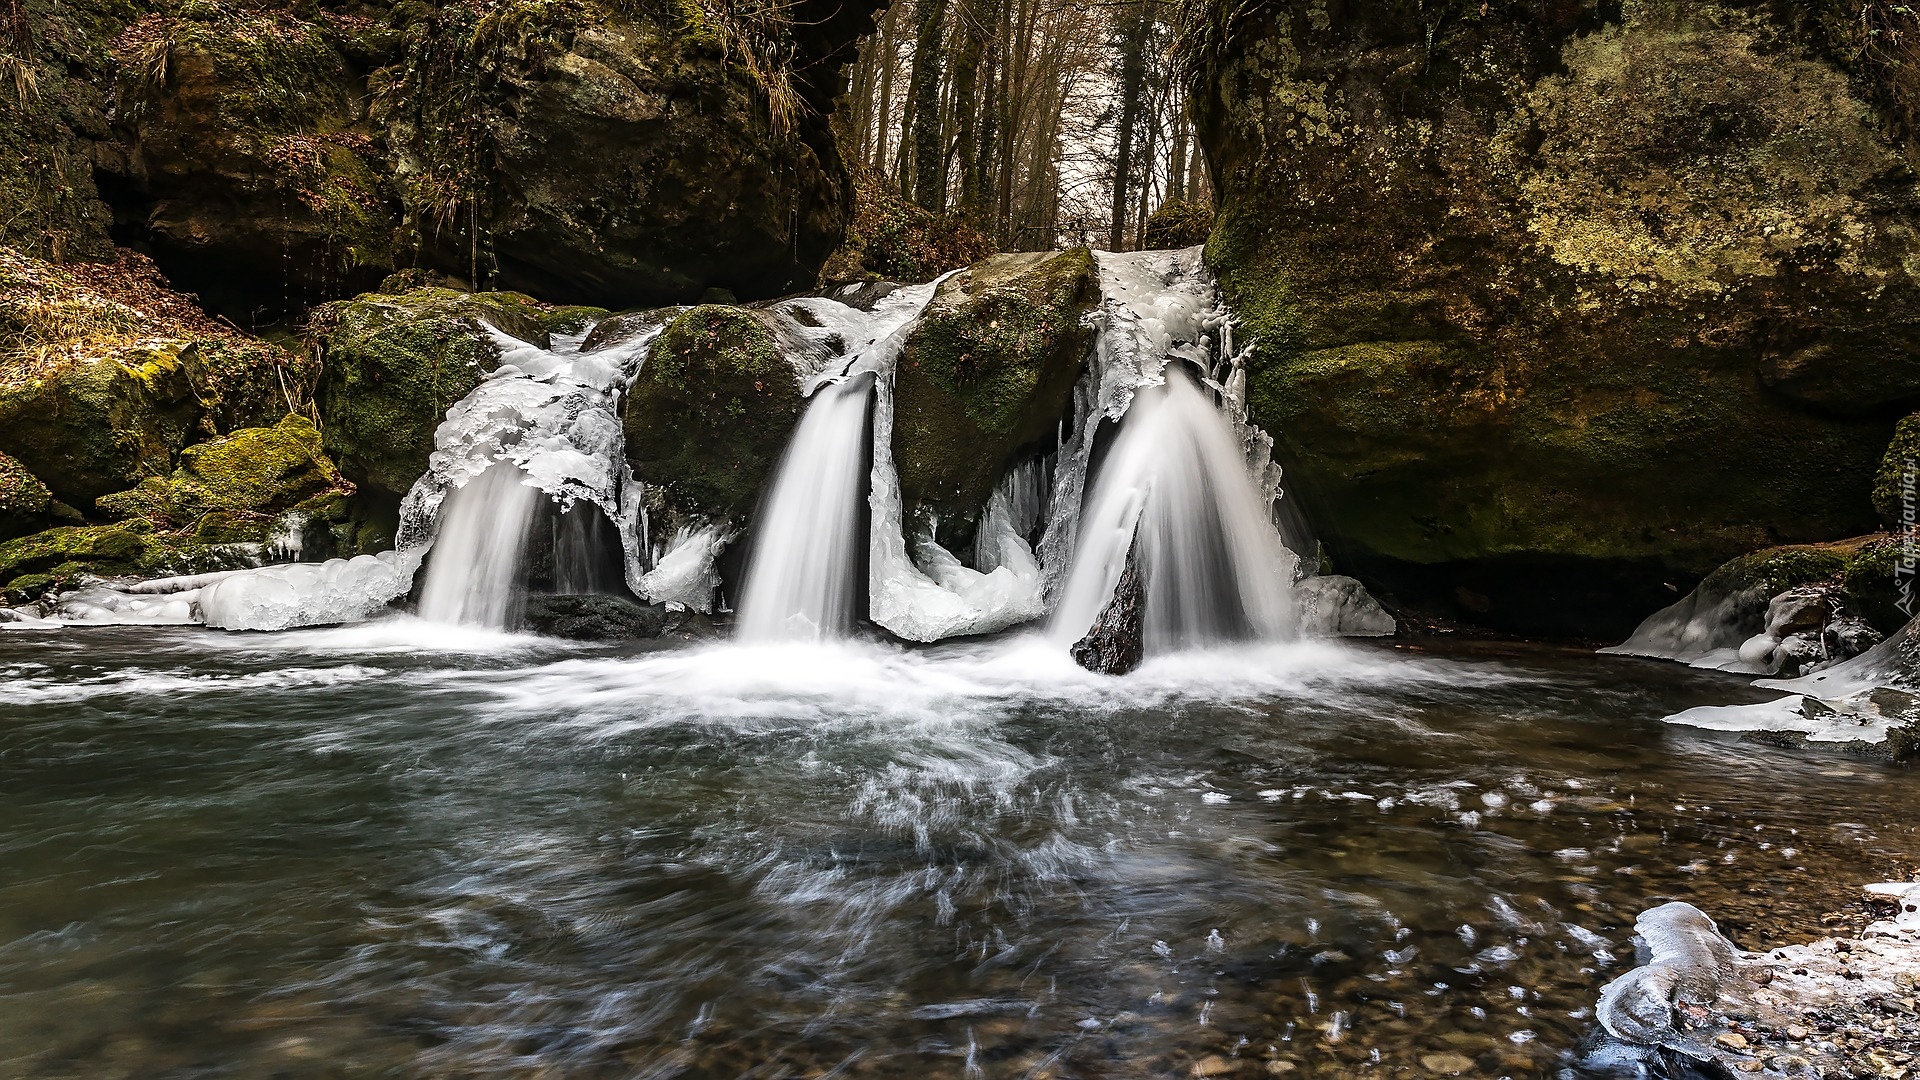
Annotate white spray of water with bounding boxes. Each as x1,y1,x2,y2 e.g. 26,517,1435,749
736,375,874,641
1051,371,1298,650
416,462,544,628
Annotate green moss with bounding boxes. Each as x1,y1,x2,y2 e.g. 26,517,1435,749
622,305,799,520
893,250,1097,514
1843,537,1913,633
1141,200,1215,250
310,286,550,497
95,414,349,530
0,524,157,599
0,451,55,541
1703,545,1851,597
541,305,610,338
0,0,130,259
0,246,310,506
1874,413,1920,526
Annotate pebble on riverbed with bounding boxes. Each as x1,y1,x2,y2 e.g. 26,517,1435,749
1589,888,1920,1079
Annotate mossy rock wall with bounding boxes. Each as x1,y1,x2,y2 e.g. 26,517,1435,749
1194,0,1917,636
104,8,399,312
0,452,66,542
894,249,1097,518
622,304,802,522
0,0,133,262
309,285,552,499
0,247,309,508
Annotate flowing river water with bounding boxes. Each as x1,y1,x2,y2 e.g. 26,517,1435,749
4,625,1917,1078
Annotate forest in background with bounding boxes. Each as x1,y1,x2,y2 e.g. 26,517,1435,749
831,0,1211,264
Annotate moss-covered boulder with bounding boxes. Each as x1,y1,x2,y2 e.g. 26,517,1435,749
0,247,312,508
623,305,800,522
309,285,552,498
0,452,69,542
1141,201,1214,251
893,250,1097,519
1194,1,1914,636
0,522,267,602
1874,413,1920,526
95,414,352,534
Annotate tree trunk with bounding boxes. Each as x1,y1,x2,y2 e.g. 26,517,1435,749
906,0,952,210
872,4,900,175
948,0,985,218
1107,0,1151,251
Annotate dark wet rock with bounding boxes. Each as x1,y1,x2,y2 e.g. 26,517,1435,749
894,249,1096,531
1293,574,1396,637
1197,1,1912,637
521,594,666,641
97,0,884,315
579,308,677,354
1071,554,1143,676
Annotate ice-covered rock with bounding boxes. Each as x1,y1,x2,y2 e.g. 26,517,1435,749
1294,575,1396,637
1586,889,1920,1079
1596,902,1741,1060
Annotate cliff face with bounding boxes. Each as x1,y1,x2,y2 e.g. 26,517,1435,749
1193,0,1920,635
2,0,885,316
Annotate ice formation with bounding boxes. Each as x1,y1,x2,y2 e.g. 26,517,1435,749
1599,577,1774,673
1596,901,1742,1060
1663,615,1920,745
638,524,735,614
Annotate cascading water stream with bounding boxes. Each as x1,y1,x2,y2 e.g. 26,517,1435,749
416,462,543,628
1051,369,1297,651
735,375,874,642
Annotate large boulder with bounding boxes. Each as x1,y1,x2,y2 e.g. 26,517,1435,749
94,414,354,540
623,305,802,522
84,0,884,317
308,285,553,499
0,247,310,508
1194,1,1915,636
893,249,1097,524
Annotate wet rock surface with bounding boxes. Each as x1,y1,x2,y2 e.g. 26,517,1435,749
1071,556,1143,675
520,593,666,641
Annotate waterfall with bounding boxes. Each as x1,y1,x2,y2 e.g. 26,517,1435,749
735,375,874,642
1051,368,1297,652
417,463,543,628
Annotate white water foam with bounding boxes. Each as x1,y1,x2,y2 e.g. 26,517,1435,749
736,375,874,641
1051,371,1298,649
416,462,544,629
